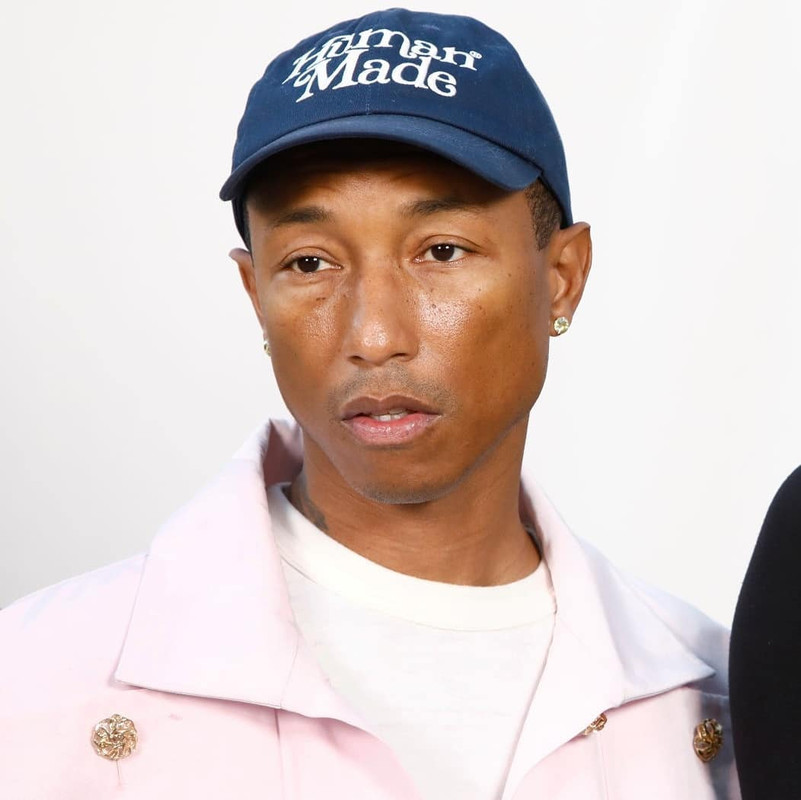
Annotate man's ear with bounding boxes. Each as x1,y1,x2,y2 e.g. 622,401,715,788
230,247,266,330
546,222,592,334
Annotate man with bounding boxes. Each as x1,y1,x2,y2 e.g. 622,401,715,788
0,9,738,798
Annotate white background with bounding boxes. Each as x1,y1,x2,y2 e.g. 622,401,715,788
2,0,799,624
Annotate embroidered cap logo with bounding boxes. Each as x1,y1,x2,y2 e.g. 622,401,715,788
283,27,483,102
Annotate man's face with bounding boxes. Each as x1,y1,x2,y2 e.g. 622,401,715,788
238,144,584,504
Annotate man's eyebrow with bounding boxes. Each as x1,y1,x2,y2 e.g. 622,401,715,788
400,197,484,217
269,205,332,228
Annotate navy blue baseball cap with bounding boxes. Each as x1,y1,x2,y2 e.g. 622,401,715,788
220,8,572,238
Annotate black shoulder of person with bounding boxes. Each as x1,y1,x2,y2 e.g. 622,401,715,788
730,465,801,799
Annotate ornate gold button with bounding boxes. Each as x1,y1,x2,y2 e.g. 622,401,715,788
582,713,608,736
693,718,723,762
91,714,138,761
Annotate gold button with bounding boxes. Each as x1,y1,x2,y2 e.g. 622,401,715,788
91,714,138,761
693,718,723,762
582,713,608,736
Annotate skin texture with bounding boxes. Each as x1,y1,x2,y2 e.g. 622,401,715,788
233,143,592,586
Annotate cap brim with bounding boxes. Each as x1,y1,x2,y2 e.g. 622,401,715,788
219,114,541,201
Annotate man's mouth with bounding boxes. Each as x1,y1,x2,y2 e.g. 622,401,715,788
341,395,438,420
340,396,440,445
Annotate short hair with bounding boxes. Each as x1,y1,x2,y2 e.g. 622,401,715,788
524,179,563,250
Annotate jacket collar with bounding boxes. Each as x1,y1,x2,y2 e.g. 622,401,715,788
115,420,368,729
116,421,714,759
501,482,714,793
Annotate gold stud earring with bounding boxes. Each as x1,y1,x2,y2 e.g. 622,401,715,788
263,339,271,357
553,316,570,336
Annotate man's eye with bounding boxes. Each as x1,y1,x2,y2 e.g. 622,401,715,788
286,255,336,273
424,244,468,263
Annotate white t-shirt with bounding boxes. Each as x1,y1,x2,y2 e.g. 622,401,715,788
267,484,556,800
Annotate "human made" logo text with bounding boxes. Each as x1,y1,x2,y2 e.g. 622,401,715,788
283,27,483,102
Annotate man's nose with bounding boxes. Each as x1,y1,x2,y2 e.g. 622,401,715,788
343,265,418,367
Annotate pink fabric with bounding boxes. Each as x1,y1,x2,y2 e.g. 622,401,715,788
0,420,740,798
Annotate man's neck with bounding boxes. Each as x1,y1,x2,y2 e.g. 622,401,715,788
287,426,540,586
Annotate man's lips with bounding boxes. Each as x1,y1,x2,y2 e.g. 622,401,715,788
340,395,441,445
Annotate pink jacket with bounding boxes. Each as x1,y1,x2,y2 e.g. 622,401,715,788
0,420,739,798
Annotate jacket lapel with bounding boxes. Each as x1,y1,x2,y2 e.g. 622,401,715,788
114,420,368,731
502,481,715,797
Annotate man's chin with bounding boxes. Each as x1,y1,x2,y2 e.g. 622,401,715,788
349,475,456,506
